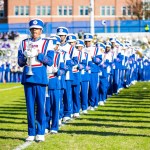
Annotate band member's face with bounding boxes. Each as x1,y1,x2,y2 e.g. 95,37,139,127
85,41,91,47
59,35,66,43
105,46,110,52
30,28,42,40
111,42,115,48
77,46,83,51
69,41,76,46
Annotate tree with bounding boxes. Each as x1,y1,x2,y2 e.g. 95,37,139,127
126,0,150,20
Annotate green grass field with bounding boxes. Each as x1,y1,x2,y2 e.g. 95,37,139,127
0,82,150,150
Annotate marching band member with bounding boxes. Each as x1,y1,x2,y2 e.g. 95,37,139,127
113,39,124,94
66,34,81,118
103,42,113,98
18,18,54,142
109,38,116,96
76,39,89,114
84,33,99,110
45,37,65,134
56,27,78,122
49,35,66,126
96,43,109,105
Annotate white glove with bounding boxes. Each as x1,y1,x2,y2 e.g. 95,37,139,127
24,49,38,58
52,67,58,73
24,50,32,58
31,48,39,57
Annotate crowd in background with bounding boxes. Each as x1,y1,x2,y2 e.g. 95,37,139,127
0,31,19,41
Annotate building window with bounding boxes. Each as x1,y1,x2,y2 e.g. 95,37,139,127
68,6,72,15
80,6,84,15
14,6,29,16
36,6,51,15
85,6,89,15
101,6,105,16
42,6,46,15
47,6,51,15
20,6,24,15
64,6,67,15
58,6,62,15
106,6,110,15
79,6,89,15
36,6,40,15
15,6,19,15
26,6,29,15
0,0,4,17
101,6,115,16
111,6,115,15
122,6,132,16
58,6,72,15
122,6,126,15
128,6,131,15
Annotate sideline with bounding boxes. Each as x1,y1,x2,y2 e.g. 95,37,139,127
14,142,33,150
0,85,23,91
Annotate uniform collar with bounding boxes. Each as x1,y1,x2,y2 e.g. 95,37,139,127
31,37,41,42
60,42,67,46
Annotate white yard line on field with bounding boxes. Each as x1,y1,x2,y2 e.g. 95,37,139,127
0,85,22,91
14,141,33,150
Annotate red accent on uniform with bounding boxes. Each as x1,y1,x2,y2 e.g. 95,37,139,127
49,75,56,78
69,45,73,54
24,40,26,51
54,53,58,67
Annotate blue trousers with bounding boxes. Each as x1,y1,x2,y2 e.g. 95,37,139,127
0,72,2,83
80,81,89,111
24,83,46,136
108,73,114,95
63,81,72,117
88,73,99,107
5,71,11,82
72,84,80,113
46,89,60,131
0,71,5,82
99,77,108,102
59,89,64,119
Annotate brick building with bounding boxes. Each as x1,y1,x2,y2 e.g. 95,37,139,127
0,0,142,24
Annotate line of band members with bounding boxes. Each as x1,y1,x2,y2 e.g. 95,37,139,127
1,31,150,136
21,30,150,135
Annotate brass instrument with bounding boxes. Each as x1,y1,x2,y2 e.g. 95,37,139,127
26,36,34,76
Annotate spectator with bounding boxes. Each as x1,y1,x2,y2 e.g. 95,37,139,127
144,24,149,32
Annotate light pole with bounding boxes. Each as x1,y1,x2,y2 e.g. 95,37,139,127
89,0,95,35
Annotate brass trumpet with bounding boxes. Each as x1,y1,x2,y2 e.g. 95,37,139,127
26,37,34,76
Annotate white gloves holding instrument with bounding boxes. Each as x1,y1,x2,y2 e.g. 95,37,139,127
52,67,58,73
24,49,38,58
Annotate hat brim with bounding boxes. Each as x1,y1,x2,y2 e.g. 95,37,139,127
29,25,43,29
111,40,116,43
57,33,67,36
76,44,84,47
67,40,76,42
84,39,92,41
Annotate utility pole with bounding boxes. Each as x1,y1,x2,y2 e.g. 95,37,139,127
89,0,95,35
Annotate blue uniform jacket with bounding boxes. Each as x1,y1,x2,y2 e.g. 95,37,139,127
18,38,54,85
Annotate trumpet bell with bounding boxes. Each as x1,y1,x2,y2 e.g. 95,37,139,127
26,67,34,76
